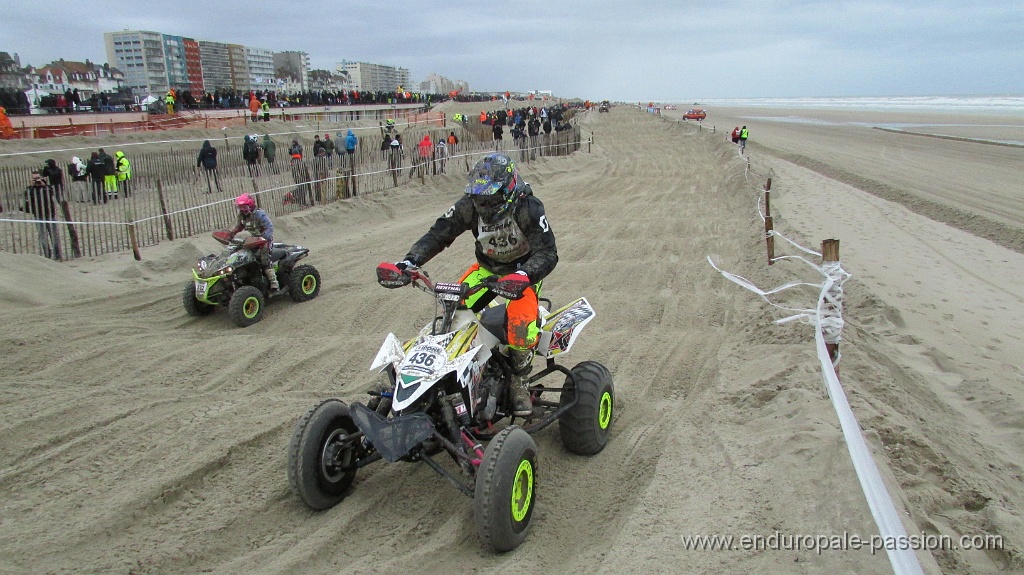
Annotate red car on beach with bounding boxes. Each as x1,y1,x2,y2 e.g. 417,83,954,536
684,108,707,120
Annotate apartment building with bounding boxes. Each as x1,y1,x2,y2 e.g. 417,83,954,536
104,30,173,95
106,29,280,95
337,60,410,94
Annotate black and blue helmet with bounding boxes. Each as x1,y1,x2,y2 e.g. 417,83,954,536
466,153,523,223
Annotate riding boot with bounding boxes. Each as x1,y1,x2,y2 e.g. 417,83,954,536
264,267,279,291
508,348,535,417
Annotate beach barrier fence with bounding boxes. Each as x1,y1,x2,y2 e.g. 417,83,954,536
704,157,926,573
0,122,583,261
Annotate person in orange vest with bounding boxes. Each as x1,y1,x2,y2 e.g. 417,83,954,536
0,106,15,139
249,92,260,123
480,110,488,124
410,134,433,178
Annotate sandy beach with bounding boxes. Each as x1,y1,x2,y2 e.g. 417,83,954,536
1,100,1022,574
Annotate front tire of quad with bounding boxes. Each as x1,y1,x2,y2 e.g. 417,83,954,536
287,399,361,510
228,285,264,327
182,281,214,317
288,264,321,302
558,361,614,455
474,426,538,552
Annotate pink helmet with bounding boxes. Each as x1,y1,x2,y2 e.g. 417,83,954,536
235,193,256,213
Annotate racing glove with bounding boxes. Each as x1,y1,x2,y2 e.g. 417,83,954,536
394,259,418,272
491,270,530,300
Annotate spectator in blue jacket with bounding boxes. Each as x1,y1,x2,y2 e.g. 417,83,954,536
344,129,358,170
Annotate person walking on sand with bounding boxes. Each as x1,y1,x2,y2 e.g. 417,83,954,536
197,140,222,194
23,172,62,260
739,126,749,153
249,92,260,123
344,129,358,171
731,126,741,144
115,151,132,198
68,156,88,201
98,148,118,200
263,134,278,174
86,152,106,204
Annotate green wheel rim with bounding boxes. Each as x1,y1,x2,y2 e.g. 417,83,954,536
301,275,317,294
511,459,534,522
243,296,260,319
598,391,613,430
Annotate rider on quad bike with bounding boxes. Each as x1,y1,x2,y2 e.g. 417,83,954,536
394,152,557,417
227,193,278,291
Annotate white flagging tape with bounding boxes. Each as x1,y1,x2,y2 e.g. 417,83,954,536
708,254,925,575
812,274,925,575
0,216,127,226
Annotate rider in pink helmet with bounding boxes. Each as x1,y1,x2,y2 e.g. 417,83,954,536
228,193,278,290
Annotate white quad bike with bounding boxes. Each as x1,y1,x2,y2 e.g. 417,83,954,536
287,263,614,552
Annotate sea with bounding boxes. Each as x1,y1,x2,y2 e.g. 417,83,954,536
684,95,1024,116
675,95,1024,146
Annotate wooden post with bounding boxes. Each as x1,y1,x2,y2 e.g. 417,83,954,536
58,199,82,258
156,180,175,240
127,222,142,260
822,239,841,364
251,179,261,209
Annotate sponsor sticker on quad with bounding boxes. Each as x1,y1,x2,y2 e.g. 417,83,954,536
195,280,208,299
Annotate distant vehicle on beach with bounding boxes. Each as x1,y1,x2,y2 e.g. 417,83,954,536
663,104,677,110
599,100,610,113
684,108,706,120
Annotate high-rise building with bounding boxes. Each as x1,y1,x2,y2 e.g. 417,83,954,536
419,73,468,95
197,41,231,92
107,30,277,95
227,44,248,92
337,61,410,94
183,39,204,93
273,51,310,91
104,30,173,95
161,34,192,93
246,47,275,90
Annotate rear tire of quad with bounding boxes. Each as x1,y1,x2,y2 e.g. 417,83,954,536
182,281,214,317
288,264,321,302
558,361,614,455
287,399,360,510
228,285,264,327
473,426,538,552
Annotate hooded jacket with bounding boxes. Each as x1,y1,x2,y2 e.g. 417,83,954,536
262,135,276,160
345,129,357,151
114,151,131,180
197,140,218,170
41,159,63,188
69,157,87,181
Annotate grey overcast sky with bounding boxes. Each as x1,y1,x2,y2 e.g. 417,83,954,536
3,0,1022,101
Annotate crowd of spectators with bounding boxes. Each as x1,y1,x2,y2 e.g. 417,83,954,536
1,85,564,116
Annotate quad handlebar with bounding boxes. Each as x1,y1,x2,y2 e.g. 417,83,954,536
375,262,524,301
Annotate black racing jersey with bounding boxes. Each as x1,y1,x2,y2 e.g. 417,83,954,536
405,184,558,281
